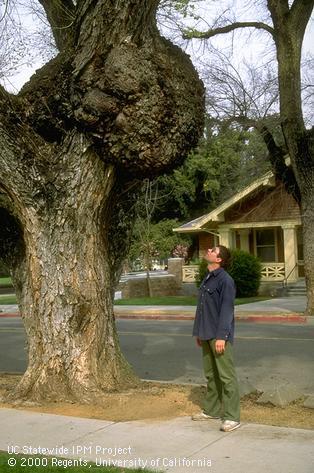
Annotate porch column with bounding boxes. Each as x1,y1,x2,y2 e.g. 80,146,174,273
239,229,250,252
219,227,233,248
282,224,298,282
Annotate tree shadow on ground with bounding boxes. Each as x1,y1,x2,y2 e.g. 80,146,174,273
188,385,206,409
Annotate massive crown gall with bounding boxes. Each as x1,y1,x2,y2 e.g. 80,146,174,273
73,39,204,175
16,13,204,178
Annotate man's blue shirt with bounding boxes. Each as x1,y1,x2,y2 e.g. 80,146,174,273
192,267,236,343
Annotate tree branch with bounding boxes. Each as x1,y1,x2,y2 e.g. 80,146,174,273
38,0,76,51
217,111,301,204
289,0,314,40
183,21,274,40
259,124,301,204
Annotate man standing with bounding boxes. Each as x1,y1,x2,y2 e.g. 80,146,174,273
192,245,241,432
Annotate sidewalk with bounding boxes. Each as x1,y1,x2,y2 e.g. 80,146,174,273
113,297,309,323
0,297,311,323
0,408,313,472
114,296,310,323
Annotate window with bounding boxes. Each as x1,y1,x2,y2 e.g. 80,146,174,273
296,227,303,260
255,229,276,262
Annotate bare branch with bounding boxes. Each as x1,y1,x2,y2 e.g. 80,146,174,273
183,21,274,40
0,0,9,22
200,52,279,124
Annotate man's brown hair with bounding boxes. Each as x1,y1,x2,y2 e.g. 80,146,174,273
216,245,232,269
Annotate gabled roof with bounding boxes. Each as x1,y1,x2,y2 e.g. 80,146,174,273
173,171,275,233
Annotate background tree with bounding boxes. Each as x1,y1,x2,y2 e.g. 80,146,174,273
128,179,191,288
129,217,191,268
130,179,159,297
0,0,204,402
153,116,270,220
171,0,314,314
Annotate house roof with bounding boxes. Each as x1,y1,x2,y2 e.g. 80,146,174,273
173,171,281,233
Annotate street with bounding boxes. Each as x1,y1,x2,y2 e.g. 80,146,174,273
1,317,314,394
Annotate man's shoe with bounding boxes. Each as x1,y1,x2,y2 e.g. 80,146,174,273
192,412,220,421
220,420,241,432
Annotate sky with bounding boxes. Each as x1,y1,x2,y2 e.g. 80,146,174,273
1,0,313,120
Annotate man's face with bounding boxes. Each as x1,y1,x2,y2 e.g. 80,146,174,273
205,247,222,265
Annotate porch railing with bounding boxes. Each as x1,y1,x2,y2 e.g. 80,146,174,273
182,265,199,282
260,263,285,281
183,263,287,283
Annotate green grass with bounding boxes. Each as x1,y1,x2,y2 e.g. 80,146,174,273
0,452,156,473
0,294,17,305
115,296,197,306
0,276,12,286
0,293,270,307
115,295,270,306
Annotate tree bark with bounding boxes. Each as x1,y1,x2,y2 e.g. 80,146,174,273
0,0,204,401
2,133,138,401
301,182,314,316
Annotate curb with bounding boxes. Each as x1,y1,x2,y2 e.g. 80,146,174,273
234,313,307,324
116,313,308,324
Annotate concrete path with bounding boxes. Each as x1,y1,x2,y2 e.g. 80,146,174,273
0,408,313,473
113,297,310,323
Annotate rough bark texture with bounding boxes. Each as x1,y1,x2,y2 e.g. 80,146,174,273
0,0,204,401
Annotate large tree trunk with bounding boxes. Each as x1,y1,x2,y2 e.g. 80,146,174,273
269,0,314,315
0,0,204,401
301,185,314,316
5,134,138,401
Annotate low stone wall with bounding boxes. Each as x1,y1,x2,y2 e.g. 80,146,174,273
118,274,180,299
258,281,286,297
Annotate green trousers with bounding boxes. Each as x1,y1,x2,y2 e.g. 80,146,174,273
201,339,240,422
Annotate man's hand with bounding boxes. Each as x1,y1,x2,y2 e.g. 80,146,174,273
196,337,202,347
215,339,226,354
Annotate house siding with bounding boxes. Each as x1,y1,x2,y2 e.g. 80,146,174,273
199,232,214,257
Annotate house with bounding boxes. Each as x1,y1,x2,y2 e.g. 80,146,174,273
174,171,303,287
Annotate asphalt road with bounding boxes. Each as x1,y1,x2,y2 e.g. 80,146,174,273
1,318,314,394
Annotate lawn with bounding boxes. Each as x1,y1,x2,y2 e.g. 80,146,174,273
0,295,17,305
0,277,12,286
0,452,155,473
0,293,270,306
115,295,270,306
0,277,270,307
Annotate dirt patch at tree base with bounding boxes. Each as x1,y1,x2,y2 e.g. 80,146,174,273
0,374,313,430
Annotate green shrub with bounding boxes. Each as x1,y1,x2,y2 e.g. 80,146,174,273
196,250,261,297
228,250,262,297
196,258,208,287
0,260,9,277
